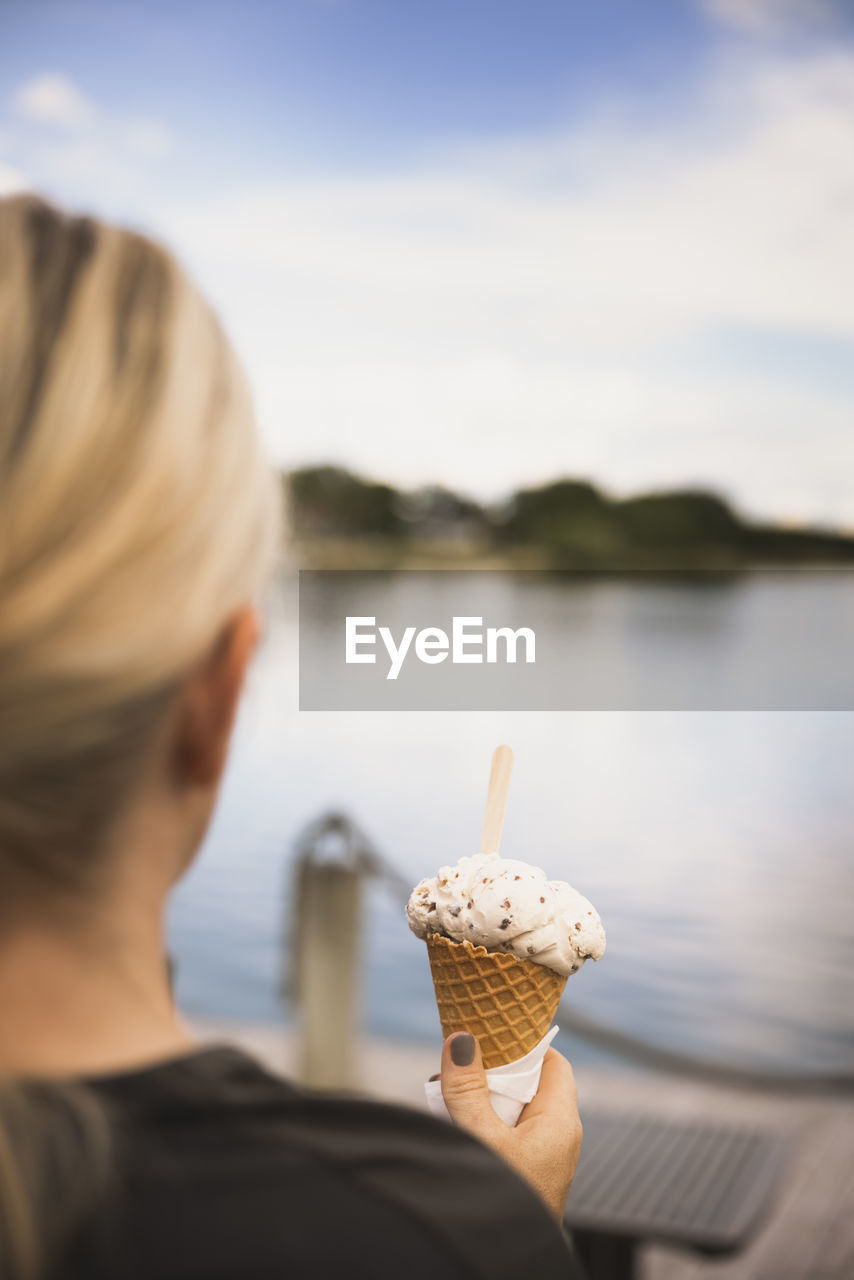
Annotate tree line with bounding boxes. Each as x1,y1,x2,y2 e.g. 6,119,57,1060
286,465,854,567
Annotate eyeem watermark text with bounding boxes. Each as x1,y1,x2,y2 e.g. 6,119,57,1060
299,569,854,710
345,615,536,680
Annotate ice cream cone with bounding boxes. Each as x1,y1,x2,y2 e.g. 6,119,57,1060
426,932,566,1069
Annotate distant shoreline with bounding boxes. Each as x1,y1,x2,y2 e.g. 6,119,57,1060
286,466,854,571
292,535,854,572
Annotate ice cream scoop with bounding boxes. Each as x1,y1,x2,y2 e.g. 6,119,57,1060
406,850,605,977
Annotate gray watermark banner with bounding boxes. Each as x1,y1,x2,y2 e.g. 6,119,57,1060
298,569,854,710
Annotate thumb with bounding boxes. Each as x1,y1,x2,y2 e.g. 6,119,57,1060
440,1033,504,1140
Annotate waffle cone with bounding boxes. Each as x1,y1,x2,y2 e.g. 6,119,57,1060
426,932,566,1068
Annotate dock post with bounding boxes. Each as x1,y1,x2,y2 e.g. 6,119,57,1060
289,816,366,1089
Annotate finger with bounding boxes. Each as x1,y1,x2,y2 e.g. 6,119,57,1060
518,1048,578,1124
439,1033,505,1140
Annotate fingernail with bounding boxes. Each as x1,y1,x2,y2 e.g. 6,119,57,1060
428,1073,440,1082
450,1033,475,1066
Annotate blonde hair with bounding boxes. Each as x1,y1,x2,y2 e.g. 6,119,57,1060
0,194,282,896
0,194,282,1279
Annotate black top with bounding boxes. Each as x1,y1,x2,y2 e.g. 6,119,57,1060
57,1045,580,1279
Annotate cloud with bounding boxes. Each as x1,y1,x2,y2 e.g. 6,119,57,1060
0,163,29,195
4,51,853,524
14,73,97,129
152,43,854,522
166,46,854,345
5,73,175,205
703,0,835,34
122,117,174,160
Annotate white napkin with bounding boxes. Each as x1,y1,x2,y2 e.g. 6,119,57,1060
424,1026,559,1128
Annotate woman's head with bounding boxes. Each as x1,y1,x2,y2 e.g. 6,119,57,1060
0,194,282,910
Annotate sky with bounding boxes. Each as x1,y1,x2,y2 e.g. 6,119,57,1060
1,0,853,526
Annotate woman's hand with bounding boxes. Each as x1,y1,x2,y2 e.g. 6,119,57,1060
438,1032,582,1222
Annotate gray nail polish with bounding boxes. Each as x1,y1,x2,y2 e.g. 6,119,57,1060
450,1033,475,1066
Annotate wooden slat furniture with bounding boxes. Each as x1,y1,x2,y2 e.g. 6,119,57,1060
565,1110,789,1280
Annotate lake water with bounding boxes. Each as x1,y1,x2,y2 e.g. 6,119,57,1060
168,572,854,1078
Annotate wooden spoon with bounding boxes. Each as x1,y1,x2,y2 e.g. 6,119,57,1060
479,744,514,855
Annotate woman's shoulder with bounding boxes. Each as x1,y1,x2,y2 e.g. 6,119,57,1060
80,1043,574,1280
